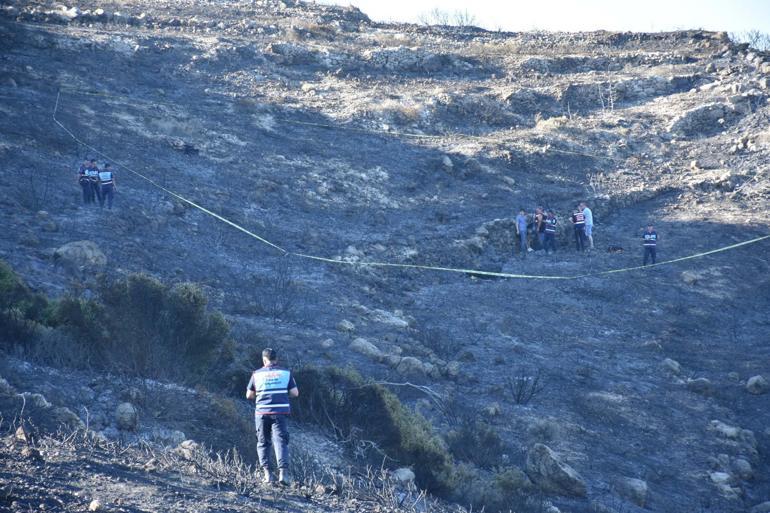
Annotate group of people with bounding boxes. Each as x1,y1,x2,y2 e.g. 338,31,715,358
515,202,658,265
77,158,116,209
515,202,595,257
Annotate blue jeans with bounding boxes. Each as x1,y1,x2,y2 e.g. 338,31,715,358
100,184,114,209
256,414,289,470
519,231,527,256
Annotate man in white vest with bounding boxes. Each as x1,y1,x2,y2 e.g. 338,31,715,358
246,348,299,484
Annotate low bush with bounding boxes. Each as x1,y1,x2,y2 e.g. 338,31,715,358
0,260,49,345
50,273,231,380
1,260,233,384
293,366,454,494
445,416,506,469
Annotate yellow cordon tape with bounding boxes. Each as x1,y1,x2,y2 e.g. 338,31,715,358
52,91,770,280
53,92,286,254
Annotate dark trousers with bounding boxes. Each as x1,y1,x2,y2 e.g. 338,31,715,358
544,233,556,253
91,181,102,204
256,414,289,470
80,180,93,203
574,225,586,251
100,184,114,209
643,246,657,265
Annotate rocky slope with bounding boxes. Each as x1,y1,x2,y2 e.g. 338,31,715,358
1,1,770,512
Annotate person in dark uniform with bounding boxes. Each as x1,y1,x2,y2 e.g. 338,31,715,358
642,224,658,265
544,210,558,254
86,159,102,205
246,348,299,485
77,158,93,204
571,207,586,252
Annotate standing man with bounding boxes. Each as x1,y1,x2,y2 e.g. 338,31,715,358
246,348,299,485
77,159,93,204
544,210,558,255
642,224,658,265
571,206,586,252
534,207,546,251
580,202,594,250
515,208,529,259
98,163,116,209
86,159,102,206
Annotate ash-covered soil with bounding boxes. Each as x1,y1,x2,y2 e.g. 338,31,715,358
1,1,770,512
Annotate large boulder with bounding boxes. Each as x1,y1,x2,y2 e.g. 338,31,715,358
526,443,587,497
746,375,769,395
615,477,648,507
53,240,107,275
115,402,138,431
395,356,428,377
668,102,738,136
349,338,383,361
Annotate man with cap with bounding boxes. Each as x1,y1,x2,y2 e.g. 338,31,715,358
246,348,299,485
642,224,658,265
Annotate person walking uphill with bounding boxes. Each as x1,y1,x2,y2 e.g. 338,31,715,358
642,224,658,265
246,348,299,485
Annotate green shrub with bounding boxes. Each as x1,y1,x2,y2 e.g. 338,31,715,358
293,366,454,494
0,260,49,345
449,464,540,513
49,273,231,381
446,417,506,469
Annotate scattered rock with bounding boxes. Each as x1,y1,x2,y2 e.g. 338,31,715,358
15,425,31,444
615,477,648,507
484,402,502,417
733,458,753,480
681,270,699,285
88,499,102,511
668,102,737,136
751,501,770,513
336,319,355,333
349,337,383,360
444,360,461,379
395,356,428,376
526,443,587,497
746,375,768,395
53,240,107,275
115,402,138,431
686,377,714,396
52,406,85,430
320,338,335,349
20,445,42,460
175,439,200,460
390,467,415,484
441,155,453,169
661,357,681,374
